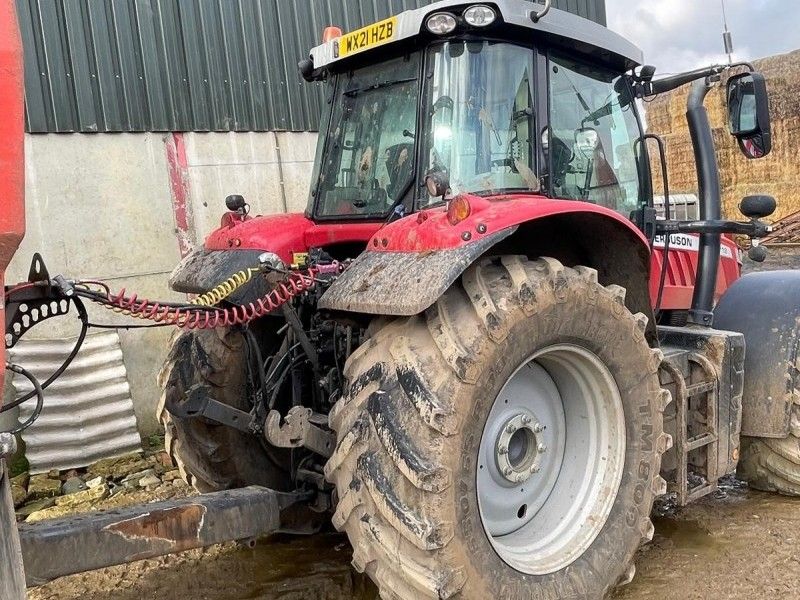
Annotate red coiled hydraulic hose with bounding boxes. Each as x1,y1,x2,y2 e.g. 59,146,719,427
86,268,319,329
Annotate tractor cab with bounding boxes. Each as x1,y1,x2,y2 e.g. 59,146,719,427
302,0,648,222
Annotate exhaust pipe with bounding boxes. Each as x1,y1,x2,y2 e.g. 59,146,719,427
686,78,721,327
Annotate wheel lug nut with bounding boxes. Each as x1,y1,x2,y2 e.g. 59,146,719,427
530,465,540,473
506,424,516,433
533,423,544,433
522,415,531,425
498,445,508,455
537,443,547,453
503,467,513,477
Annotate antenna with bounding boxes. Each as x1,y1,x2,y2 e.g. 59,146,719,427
720,0,734,65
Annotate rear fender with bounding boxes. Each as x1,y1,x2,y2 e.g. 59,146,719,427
714,271,800,438
170,249,270,304
320,196,655,340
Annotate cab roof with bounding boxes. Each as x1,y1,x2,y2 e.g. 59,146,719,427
309,0,643,73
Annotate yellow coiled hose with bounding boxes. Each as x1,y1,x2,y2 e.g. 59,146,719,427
190,267,262,307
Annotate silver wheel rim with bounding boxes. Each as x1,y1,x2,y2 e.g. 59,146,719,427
477,344,626,575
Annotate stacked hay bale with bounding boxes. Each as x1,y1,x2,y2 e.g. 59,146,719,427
646,49,800,223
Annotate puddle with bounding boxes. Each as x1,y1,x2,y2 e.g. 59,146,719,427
651,516,717,550
234,534,377,600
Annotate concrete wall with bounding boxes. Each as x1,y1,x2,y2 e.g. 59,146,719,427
183,131,317,241
2,131,318,436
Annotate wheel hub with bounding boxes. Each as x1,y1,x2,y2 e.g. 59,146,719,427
477,344,626,576
495,414,546,484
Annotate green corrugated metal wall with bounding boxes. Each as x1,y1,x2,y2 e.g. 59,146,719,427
18,0,606,133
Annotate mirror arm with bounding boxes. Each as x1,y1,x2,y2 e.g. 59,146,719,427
656,219,772,238
635,62,755,98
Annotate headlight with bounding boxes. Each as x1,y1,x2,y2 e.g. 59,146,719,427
464,5,497,27
426,12,457,35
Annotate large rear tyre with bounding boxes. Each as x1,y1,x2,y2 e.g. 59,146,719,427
157,328,290,493
737,409,800,495
326,257,671,600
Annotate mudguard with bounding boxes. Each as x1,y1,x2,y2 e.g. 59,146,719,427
319,229,515,315
169,249,270,305
714,271,800,438
320,194,654,322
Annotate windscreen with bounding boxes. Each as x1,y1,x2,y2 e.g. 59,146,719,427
312,54,420,218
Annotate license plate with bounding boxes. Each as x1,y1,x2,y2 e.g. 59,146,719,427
336,17,398,58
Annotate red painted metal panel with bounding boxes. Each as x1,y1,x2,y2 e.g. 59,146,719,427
370,194,650,252
0,0,25,401
204,212,382,264
203,193,740,315
650,234,740,310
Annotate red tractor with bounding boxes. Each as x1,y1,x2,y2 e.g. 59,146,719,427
3,1,800,599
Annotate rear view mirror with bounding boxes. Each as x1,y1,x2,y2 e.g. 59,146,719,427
425,170,450,199
726,72,772,159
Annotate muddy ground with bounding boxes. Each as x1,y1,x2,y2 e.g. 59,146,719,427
23,474,800,600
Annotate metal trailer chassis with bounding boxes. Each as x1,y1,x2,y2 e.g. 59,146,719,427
0,437,300,599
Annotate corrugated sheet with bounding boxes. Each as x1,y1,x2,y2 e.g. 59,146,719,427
9,331,142,474
18,0,606,133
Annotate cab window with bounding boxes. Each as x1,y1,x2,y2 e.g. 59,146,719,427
312,54,420,218
420,41,537,207
547,53,643,216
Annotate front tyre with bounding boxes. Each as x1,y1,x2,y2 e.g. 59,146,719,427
326,257,671,599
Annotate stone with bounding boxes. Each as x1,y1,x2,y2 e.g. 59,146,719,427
28,474,62,499
85,476,105,489
10,471,29,490
155,451,174,468
162,470,179,482
10,472,30,507
16,497,56,518
54,483,109,508
10,480,28,508
121,468,157,486
62,476,88,496
87,453,149,480
47,469,60,480
172,479,188,489
27,503,86,523
138,474,162,488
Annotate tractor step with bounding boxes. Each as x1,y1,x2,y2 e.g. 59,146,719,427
658,326,745,507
